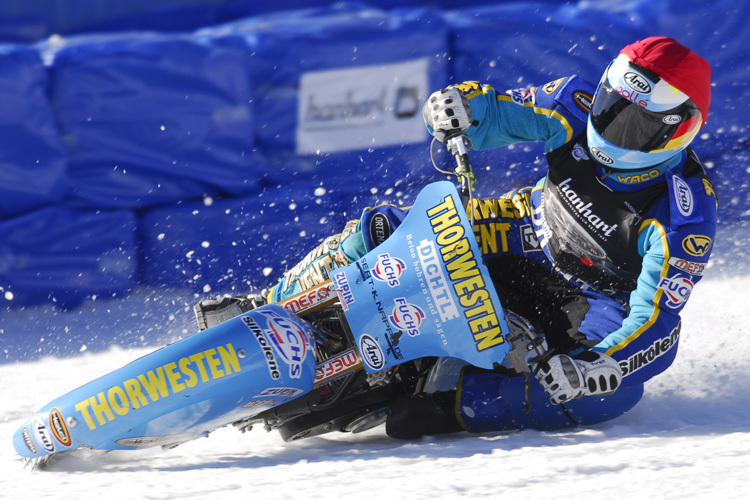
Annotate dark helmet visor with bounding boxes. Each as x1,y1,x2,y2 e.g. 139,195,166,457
590,76,701,153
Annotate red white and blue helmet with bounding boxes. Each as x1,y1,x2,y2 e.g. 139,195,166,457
587,37,711,170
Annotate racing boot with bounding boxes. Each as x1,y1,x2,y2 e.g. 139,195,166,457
193,293,266,331
194,220,365,331
385,391,462,440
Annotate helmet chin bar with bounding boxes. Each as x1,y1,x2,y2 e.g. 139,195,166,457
594,154,678,187
586,116,684,172
598,156,672,173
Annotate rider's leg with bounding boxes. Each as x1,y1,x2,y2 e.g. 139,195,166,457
266,219,365,303
451,267,637,433
456,366,643,432
385,260,636,439
486,254,629,352
196,219,365,330
385,366,643,439
267,202,411,303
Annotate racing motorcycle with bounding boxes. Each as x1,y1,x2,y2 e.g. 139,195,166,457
13,136,546,466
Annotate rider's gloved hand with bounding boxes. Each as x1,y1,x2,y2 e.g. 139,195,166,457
532,351,622,405
422,87,473,144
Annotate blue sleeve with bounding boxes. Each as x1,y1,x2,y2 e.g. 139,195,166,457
449,76,593,153
591,175,718,386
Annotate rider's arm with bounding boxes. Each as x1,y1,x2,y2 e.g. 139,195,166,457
590,184,717,386
449,77,591,154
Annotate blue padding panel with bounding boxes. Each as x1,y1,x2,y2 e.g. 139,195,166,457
253,145,444,195
447,3,644,85
199,5,449,192
652,0,750,223
0,207,138,308
44,32,258,209
0,44,67,217
139,183,348,293
0,16,51,43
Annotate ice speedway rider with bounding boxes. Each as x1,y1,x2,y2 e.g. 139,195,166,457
195,36,717,439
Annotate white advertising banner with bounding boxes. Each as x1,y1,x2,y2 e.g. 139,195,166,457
296,58,429,154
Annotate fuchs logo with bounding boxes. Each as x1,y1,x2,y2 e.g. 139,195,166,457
672,175,694,217
572,91,593,112
49,408,72,447
33,417,55,453
359,334,385,371
682,234,712,257
369,213,392,247
623,71,652,94
658,274,694,309
388,298,426,337
590,146,615,165
262,312,309,379
22,427,37,455
663,115,682,125
372,253,406,287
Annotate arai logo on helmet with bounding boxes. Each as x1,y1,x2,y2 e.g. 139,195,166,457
663,115,682,125
623,72,653,94
590,146,615,165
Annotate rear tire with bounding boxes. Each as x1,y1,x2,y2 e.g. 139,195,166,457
277,385,401,441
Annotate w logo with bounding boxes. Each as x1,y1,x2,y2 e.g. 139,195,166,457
682,234,712,257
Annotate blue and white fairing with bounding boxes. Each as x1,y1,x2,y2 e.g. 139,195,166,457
13,305,317,459
13,181,512,460
333,181,511,374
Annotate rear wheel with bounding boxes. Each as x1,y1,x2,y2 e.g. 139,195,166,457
277,384,401,441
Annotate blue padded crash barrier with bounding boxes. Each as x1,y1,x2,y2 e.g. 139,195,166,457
198,4,449,192
652,0,750,224
0,15,50,43
251,146,445,199
43,32,258,210
0,44,67,218
0,206,138,308
139,182,349,294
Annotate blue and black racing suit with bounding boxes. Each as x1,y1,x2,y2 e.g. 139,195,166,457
270,76,718,432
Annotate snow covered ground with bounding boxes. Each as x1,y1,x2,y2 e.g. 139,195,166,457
2,266,749,499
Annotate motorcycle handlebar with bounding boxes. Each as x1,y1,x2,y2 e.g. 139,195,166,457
444,133,474,220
